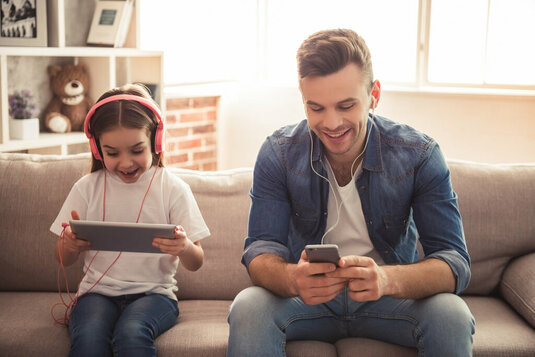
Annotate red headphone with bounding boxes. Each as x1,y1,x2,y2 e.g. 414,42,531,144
84,94,165,161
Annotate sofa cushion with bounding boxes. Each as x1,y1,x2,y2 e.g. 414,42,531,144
464,296,535,356
0,153,88,292
169,167,253,300
448,160,535,295
3,293,534,356
500,253,535,328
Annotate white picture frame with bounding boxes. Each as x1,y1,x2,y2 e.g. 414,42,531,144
0,0,47,47
87,0,130,47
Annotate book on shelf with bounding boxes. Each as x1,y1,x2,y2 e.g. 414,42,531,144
87,0,133,47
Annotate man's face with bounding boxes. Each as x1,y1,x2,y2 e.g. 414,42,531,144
300,63,373,165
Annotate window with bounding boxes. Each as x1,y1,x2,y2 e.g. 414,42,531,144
139,0,535,90
264,0,419,85
139,0,257,85
428,0,535,86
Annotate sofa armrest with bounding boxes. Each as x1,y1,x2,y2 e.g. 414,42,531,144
500,253,535,328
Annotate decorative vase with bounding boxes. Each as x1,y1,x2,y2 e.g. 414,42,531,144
9,118,40,140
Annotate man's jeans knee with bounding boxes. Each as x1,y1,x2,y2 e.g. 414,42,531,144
227,287,475,357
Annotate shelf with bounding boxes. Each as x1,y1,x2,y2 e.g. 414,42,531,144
0,0,162,155
0,46,162,58
0,132,87,153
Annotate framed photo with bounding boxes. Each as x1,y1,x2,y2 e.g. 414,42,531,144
0,0,47,47
87,0,133,47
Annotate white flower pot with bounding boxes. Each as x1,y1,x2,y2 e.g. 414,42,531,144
9,118,40,140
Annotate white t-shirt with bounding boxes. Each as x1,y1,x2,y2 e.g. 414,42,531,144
50,166,210,301
323,159,384,265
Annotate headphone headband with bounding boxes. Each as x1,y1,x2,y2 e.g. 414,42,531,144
84,94,165,161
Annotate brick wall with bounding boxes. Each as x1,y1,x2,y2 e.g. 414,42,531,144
164,96,219,170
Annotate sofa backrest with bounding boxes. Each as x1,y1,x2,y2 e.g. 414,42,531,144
1,153,534,298
448,159,535,295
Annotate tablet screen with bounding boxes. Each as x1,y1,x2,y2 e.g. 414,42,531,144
70,220,176,254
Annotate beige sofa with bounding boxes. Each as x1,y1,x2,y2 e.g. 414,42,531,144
1,152,534,356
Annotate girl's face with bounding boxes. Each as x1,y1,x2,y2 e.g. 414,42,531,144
99,126,153,183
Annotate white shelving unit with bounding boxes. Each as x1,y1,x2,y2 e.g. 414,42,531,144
0,0,163,154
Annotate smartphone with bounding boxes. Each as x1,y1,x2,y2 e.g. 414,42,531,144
305,244,341,265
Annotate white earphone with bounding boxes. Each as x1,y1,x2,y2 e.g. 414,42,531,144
307,94,377,243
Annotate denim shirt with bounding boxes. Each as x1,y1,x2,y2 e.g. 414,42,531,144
243,115,471,294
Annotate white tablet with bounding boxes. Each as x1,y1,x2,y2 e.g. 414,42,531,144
69,220,176,254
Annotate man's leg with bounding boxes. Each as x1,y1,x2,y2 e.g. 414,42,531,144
346,293,475,356
227,286,349,357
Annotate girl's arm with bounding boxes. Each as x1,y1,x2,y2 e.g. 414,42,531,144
153,226,204,271
54,210,91,266
177,240,204,271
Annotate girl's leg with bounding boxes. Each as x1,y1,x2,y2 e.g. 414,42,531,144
112,293,178,357
68,293,120,357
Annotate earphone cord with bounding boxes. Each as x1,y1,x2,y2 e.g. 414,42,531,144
52,158,161,325
308,107,375,244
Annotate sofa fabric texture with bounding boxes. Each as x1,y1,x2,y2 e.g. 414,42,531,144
0,153,534,356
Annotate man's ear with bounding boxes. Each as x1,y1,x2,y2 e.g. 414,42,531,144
370,80,381,109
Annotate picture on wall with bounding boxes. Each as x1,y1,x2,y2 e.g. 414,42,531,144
0,0,47,47
87,0,133,47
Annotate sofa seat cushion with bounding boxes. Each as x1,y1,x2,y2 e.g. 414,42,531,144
1,295,535,356
156,299,231,356
0,292,70,356
464,296,535,356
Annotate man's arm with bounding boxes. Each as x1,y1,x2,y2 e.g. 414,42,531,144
249,252,348,305
329,255,455,301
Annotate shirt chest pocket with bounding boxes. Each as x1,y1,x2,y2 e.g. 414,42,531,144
382,213,410,247
290,201,322,240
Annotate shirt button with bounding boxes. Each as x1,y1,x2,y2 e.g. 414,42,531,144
368,220,373,225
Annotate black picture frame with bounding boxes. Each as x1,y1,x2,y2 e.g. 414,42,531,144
0,0,47,47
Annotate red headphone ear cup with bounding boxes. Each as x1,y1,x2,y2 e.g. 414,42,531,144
153,120,165,154
89,136,102,161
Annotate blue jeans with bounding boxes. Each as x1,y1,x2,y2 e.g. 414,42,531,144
68,293,178,357
227,286,475,357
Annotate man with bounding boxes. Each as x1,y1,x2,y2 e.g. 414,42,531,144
227,29,475,356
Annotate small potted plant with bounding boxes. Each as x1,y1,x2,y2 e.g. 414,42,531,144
8,90,40,140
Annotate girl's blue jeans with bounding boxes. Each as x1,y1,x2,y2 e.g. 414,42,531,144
227,286,475,357
68,292,178,357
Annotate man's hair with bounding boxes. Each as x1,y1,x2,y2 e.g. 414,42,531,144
89,83,165,172
297,29,374,92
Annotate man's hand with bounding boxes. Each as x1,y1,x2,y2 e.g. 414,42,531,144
293,250,347,305
326,255,391,302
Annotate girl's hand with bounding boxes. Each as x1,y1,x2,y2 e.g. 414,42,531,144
153,225,192,256
62,210,91,254
55,210,90,266
61,225,91,254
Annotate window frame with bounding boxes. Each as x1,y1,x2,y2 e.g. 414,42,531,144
414,0,535,93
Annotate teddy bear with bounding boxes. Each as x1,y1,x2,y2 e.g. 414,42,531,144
43,64,93,133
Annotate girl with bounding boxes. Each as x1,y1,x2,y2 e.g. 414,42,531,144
50,83,210,357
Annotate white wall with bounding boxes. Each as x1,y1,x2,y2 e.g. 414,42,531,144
217,84,535,169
